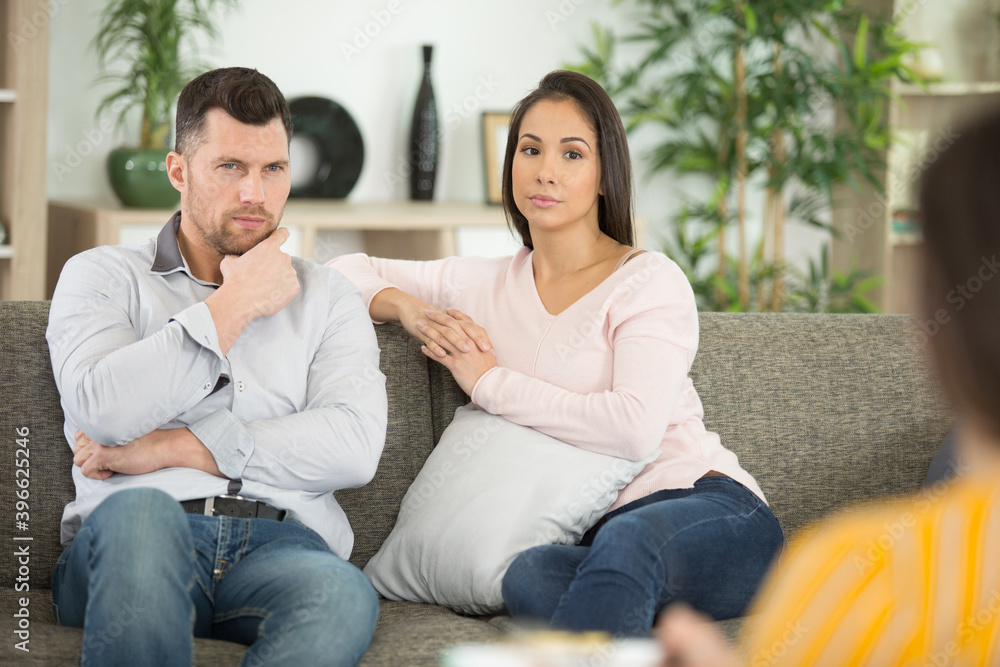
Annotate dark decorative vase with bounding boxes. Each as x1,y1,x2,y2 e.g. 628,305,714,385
107,148,179,208
408,45,439,201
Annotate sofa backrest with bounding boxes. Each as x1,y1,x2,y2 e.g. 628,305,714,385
334,323,435,569
692,313,953,537
362,313,953,557
0,302,953,589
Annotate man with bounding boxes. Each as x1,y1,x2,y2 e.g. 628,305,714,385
46,67,387,667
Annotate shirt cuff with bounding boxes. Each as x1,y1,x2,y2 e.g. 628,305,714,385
170,302,225,360
187,409,254,479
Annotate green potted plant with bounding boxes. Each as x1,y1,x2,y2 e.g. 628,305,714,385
94,0,236,208
571,0,925,313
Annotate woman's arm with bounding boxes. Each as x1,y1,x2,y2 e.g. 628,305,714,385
469,314,689,461
329,253,495,356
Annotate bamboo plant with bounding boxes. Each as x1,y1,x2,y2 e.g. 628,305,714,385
572,0,925,312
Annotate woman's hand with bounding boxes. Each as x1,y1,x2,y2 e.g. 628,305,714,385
372,288,494,358
419,309,498,395
368,288,497,394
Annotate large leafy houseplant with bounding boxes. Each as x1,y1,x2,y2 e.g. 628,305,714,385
572,0,925,312
94,0,235,207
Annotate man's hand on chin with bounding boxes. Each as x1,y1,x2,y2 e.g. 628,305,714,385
206,227,301,356
73,428,224,480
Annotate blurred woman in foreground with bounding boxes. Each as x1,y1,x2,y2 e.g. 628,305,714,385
659,111,1000,666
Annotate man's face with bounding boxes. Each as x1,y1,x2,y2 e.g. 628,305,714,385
170,108,291,263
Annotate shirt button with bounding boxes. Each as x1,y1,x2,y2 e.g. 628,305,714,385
237,381,245,392
203,381,211,390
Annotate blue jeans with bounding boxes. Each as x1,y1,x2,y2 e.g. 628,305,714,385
501,477,784,637
52,488,378,667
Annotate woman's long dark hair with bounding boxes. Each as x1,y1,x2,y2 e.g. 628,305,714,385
500,70,634,249
919,111,1000,437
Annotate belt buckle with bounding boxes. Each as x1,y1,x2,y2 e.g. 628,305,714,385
204,494,249,517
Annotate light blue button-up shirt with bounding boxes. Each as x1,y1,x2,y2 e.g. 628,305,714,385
47,214,388,558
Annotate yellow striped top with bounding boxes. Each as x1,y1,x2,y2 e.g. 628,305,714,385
742,477,1000,667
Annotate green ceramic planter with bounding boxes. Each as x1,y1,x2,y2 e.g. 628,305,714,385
107,148,179,208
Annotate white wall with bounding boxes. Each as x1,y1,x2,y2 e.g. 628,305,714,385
47,0,826,265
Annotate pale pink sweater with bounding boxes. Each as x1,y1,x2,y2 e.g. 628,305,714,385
329,248,766,510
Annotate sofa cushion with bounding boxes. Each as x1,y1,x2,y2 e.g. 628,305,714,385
362,601,503,667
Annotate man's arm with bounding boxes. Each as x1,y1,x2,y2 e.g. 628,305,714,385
48,251,228,446
49,230,299,447
73,275,388,494
188,283,388,493
73,427,222,480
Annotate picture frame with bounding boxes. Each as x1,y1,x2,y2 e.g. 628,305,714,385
481,111,511,205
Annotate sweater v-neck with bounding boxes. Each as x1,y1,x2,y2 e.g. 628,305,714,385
524,248,646,318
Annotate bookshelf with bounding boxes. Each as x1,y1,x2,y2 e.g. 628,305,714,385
831,0,1000,313
0,0,49,300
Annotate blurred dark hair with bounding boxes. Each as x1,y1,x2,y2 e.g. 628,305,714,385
500,70,634,249
919,111,1000,438
175,67,292,155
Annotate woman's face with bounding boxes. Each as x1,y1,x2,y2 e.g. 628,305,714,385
511,99,603,237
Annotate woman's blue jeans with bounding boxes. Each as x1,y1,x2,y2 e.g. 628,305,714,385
51,488,378,667
501,477,784,637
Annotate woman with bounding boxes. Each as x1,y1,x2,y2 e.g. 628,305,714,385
330,70,783,636
658,111,1000,665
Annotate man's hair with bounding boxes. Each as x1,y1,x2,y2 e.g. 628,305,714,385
174,67,293,155
919,111,1000,438
500,70,634,249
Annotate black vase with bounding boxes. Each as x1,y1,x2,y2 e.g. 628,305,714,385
408,45,439,201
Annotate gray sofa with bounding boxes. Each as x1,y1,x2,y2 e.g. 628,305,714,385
0,301,953,666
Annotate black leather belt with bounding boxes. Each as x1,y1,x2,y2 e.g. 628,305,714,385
180,495,286,521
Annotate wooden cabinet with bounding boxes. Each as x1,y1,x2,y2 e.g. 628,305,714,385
833,0,1000,313
0,0,49,300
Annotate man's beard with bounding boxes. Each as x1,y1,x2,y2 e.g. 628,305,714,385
197,206,279,257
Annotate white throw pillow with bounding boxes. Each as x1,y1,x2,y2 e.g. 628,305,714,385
363,404,657,615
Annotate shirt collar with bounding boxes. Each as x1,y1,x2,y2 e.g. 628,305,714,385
151,211,185,273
